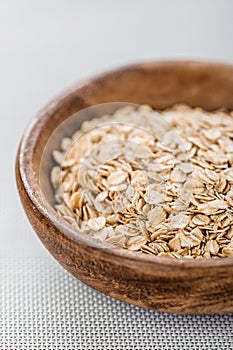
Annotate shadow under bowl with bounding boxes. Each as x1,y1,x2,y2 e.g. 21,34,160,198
16,60,233,314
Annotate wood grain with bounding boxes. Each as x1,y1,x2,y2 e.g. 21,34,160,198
16,61,233,314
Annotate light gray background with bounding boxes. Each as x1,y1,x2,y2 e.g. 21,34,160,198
1,0,233,257
0,1,233,349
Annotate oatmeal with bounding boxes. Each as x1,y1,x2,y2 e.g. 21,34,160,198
51,104,233,259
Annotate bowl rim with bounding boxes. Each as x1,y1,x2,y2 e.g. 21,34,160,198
18,59,233,268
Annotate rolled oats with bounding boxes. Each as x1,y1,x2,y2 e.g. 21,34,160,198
51,104,233,258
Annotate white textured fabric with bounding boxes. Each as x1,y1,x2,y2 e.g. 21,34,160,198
0,256,232,350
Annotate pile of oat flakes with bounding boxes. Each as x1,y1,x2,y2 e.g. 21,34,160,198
51,104,233,258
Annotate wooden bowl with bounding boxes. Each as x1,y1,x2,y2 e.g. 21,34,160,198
16,60,233,314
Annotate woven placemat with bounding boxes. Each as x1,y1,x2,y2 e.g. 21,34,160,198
0,256,232,349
